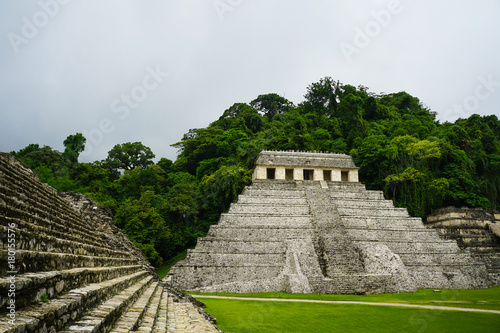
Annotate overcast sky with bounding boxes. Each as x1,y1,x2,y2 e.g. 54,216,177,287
1,1,499,162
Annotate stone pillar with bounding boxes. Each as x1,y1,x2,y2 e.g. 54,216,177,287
331,169,341,181
349,170,359,182
276,167,286,180
294,168,303,180
252,166,267,180
313,168,322,181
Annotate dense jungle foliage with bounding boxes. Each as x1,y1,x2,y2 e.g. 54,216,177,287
11,77,500,266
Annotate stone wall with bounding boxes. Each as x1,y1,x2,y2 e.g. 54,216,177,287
426,206,500,285
0,153,220,332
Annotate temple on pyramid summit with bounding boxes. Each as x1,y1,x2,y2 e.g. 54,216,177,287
169,150,493,294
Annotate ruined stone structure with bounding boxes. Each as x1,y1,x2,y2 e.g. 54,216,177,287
252,150,359,182
426,207,500,285
0,153,220,333
171,150,493,294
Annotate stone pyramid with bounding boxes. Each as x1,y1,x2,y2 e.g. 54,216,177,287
170,151,491,294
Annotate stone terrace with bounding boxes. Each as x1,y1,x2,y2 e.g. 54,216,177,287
0,153,220,333
426,207,500,285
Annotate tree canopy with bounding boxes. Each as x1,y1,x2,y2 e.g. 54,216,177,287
12,77,500,266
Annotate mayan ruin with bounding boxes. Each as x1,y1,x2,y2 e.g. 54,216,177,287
170,150,498,294
1,149,499,332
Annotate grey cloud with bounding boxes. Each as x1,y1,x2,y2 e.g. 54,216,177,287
1,0,499,162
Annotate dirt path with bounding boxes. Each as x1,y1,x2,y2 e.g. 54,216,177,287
193,295,500,314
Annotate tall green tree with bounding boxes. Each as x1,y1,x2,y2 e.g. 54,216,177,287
63,133,86,166
250,93,294,120
105,142,155,172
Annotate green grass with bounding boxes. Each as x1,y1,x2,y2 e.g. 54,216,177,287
155,250,187,278
194,287,500,332
190,286,500,311
202,298,500,333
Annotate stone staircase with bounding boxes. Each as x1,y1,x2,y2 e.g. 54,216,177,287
0,153,220,333
171,179,492,294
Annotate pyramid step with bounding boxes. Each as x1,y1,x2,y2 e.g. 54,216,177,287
340,216,424,228
0,265,143,311
333,198,394,208
166,295,177,332
182,253,284,266
172,266,282,289
110,281,159,332
151,288,169,332
228,203,310,215
3,216,118,252
0,271,149,333
0,172,74,218
135,285,164,332
354,238,459,252
343,227,444,242
207,225,315,240
195,238,286,253
1,196,113,246
0,180,98,236
63,275,154,332
337,207,409,217
237,195,308,205
219,213,312,226
0,224,132,259
0,249,139,275
247,179,301,190
327,190,385,200
325,181,367,189
1,201,107,244
242,188,306,198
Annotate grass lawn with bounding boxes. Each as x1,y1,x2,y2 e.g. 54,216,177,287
202,298,500,333
193,287,500,332
191,286,500,311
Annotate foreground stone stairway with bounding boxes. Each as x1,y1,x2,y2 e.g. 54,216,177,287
0,153,220,333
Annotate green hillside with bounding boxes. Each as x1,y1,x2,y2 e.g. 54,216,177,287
11,77,500,266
